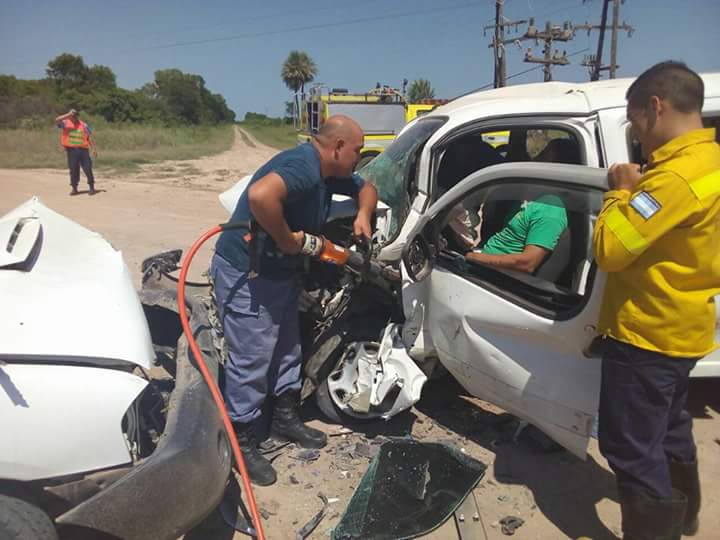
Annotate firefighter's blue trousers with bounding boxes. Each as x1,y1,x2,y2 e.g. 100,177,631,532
211,254,302,424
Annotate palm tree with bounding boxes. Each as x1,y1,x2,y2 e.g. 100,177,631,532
407,78,436,102
281,51,317,121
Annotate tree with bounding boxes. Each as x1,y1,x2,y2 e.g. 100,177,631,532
86,65,117,92
281,50,317,117
143,69,235,125
407,78,436,102
46,53,89,93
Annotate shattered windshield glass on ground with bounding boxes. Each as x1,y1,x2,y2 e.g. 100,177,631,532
332,440,486,540
357,117,446,238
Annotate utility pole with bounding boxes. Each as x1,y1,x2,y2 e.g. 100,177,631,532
610,0,620,78
484,1,526,88
495,0,506,87
523,20,574,82
578,0,633,80
592,0,609,80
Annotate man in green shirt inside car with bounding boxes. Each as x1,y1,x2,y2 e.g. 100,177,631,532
465,194,568,274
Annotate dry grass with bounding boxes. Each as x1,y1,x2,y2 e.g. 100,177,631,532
0,123,234,171
238,120,297,150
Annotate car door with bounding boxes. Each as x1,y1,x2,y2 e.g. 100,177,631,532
402,162,608,458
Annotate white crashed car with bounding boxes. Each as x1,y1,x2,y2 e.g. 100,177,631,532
223,73,720,459
0,199,234,540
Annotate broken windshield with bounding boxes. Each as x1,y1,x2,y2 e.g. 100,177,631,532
357,117,446,239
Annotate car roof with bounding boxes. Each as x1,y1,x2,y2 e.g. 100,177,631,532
429,72,720,121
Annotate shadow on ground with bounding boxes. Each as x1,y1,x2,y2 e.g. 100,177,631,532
415,375,619,540
687,378,720,418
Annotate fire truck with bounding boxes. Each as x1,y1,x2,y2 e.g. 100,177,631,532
294,83,445,169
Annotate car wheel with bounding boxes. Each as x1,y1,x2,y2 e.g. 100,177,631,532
314,341,387,424
0,495,58,540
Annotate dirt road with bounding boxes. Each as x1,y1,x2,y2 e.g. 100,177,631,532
2,129,718,540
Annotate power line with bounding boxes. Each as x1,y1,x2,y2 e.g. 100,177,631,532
129,1,491,52
124,0,387,41
471,47,589,92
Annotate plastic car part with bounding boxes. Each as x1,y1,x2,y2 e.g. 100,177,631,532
332,440,486,540
325,323,427,420
55,288,232,540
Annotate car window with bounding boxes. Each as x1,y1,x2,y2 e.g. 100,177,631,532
434,126,584,201
358,117,446,239
434,179,604,320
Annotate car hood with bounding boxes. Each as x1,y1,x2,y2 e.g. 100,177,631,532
0,197,155,369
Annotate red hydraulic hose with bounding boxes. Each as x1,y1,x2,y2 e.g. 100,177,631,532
176,225,266,540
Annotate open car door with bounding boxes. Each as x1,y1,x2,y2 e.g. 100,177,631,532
402,162,608,458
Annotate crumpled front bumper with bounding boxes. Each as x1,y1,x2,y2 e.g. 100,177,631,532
56,285,232,540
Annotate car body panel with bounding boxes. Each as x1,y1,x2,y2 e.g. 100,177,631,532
0,363,146,480
0,198,155,369
56,286,233,540
402,163,610,457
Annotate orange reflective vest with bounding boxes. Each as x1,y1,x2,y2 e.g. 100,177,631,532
60,119,91,149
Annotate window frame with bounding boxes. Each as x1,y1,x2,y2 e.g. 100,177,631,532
430,176,605,321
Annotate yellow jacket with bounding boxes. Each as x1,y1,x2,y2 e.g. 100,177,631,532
594,128,720,358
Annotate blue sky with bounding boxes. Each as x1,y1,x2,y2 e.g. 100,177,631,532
2,0,719,119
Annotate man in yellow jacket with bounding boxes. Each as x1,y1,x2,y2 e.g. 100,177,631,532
594,61,719,539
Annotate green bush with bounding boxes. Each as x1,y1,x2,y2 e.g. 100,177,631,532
1,54,237,128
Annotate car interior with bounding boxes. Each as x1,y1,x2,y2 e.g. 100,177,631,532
431,127,602,318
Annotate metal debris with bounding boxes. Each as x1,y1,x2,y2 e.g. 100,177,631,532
329,427,354,437
295,493,329,540
499,516,524,536
258,439,292,462
348,441,379,460
290,448,321,462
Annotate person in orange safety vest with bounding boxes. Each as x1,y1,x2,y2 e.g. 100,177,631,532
55,109,98,196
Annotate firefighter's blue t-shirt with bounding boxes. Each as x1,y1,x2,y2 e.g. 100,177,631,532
215,142,365,279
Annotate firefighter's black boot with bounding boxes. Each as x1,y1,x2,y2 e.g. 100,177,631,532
270,390,327,449
619,488,687,540
233,422,276,486
669,459,701,536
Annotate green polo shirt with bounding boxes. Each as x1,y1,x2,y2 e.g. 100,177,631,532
483,195,567,255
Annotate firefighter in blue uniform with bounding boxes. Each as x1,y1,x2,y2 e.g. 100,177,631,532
211,116,378,486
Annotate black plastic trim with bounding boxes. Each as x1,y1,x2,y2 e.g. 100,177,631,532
55,287,231,540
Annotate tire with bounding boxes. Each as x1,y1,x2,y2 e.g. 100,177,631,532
314,376,346,424
315,373,384,425
0,495,58,540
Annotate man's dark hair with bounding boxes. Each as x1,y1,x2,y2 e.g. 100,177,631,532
626,61,704,113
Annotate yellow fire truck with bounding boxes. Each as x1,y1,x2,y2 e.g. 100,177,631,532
295,84,445,169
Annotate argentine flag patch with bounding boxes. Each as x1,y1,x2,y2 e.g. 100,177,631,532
630,191,661,220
